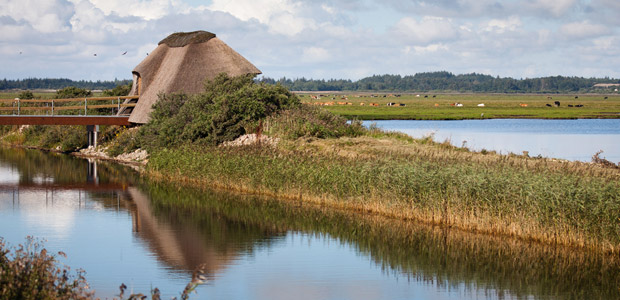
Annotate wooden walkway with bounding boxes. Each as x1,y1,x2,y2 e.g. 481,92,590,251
0,96,138,125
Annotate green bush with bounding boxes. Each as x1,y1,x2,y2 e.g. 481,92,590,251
17,91,34,99
102,83,131,97
23,125,86,152
54,87,91,99
0,237,93,299
139,73,300,148
265,104,366,139
105,127,140,157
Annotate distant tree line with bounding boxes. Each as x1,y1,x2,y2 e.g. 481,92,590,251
3,72,620,93
0,78,132,91
258,72,620,93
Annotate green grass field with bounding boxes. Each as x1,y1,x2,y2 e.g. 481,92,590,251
297,93,620,119
0,90,104,100
3,91,619,119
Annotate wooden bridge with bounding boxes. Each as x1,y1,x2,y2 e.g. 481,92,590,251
0,96,139,146
0,95,138,126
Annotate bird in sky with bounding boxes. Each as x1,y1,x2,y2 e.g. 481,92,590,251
93,53,97,56
122,51,127,55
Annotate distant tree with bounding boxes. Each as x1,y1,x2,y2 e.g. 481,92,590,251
102,83,132,97
17,90,35,99
54,87,92,99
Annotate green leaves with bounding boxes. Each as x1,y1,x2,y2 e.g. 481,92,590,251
140,73,300,148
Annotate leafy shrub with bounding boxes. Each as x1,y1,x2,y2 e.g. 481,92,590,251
0,237,94,299
54,87,92,99
139,73,300,148
17,91,35,99
23,125,86,152
105,127,140,157
102,83,131,97
264,104,366,139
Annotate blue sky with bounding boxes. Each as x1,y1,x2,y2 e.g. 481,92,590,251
1,0,619,81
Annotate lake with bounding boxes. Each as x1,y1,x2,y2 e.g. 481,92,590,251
0,148,619,299
365,119,620,164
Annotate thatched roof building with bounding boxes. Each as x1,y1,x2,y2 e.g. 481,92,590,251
125,31,261,124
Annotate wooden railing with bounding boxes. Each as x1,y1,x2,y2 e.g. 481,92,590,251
0,96,139,116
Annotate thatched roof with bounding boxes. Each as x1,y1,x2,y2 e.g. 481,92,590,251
126,31,261,124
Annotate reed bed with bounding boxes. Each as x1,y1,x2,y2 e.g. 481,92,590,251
147,136,620,253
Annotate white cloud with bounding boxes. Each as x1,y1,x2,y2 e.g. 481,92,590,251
208,0,314,36
560,21,610,40
302,46,330,63
79,0,184,20
392,16,458,45
483,16,522,34
0,0,74,33
524,0,578,17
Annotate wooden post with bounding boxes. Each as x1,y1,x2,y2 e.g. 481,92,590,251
51,99,54,116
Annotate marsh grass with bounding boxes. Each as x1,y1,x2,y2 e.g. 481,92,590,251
148,134,620,253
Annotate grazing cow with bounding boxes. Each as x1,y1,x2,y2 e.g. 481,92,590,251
554,101,560,107
568,104,573,107
424,95,428,98
477,103,485,107
387,102,396,106
456,103,464,107
434,103,439,107
369,103,379,106
604,96,608,100
574,96,579,99
398,103,406,106
576,104,584,107
546,104,552,107
432,95,436,98
547,96,552,100
360,103,365,106
519,103,528,107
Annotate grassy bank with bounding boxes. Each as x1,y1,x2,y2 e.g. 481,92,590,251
147,134,620,253
298,93,620,119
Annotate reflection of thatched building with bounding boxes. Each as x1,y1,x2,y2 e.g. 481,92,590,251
125,31,261,124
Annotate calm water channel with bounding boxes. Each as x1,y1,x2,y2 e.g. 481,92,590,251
366,119,620,164
1,148,619,299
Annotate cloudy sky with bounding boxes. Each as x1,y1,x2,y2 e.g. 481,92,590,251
1,0,619,81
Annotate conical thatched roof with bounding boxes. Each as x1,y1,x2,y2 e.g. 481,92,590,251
126,31,261,124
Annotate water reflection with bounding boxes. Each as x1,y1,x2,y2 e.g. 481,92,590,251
145,182,620,299
0,148,619,299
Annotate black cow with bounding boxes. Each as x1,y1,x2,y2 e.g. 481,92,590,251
546,104,552,107
554,101,560,107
